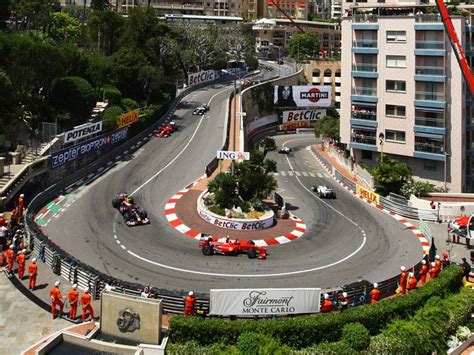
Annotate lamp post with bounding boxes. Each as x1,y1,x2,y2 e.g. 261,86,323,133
270,43,281,77
444,151,450,192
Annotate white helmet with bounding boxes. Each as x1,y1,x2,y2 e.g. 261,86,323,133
400,266,406,271
409,272,414,277
20,194,24,198
431,262,436,267
188,291,194,296
21,249,26,254
72,284,77,289
85,287,90,293
323,293,329,299
373,283,378,288
342,292,348,298
421,260,426,264
9,245,14,249
0,213,4,217
55,280,60,286
435,255,440,260
32,258,37,263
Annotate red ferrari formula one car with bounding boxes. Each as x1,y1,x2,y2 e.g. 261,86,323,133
156,121,177,138
199,236,267,260
112,192,150,227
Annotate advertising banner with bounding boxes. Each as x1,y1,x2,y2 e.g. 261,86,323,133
356,184,380,204
217,150,250,161
274,86,332,108
51,127,129,169
282,109,326,123
280,121,314,131
219,67,248,78
210,288,321,316
246,114,278,135
198,208,274,230
188,69,218,87
116,110,140,129
64,121,103,144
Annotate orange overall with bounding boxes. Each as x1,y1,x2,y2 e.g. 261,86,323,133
6,248,14,273
81,293,94,322
370,288,381,304
16,253,25,279
419,264,428,285
68,289,79,319
28,262,37,289
184,295,196,316
321,299,333,312
399,271,407,294
407,277,418,292
429,266,438,280
50,286,64,317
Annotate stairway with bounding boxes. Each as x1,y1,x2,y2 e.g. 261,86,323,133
22,143,49,164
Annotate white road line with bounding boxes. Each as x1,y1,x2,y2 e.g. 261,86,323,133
279,171,286,176
273,172,279,176
309,172,315,177
317,173,323,178
302,172,308,177
288,171,294,176
295,171,301,176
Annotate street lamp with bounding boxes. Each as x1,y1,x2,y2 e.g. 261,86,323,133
444,151,450,192
222,69,246,176
270,43,281,77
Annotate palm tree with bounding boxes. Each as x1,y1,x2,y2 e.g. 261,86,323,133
259,136,277,158
207,173,239,209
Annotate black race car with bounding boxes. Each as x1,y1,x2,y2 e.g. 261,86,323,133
278,147,292,154
112,192,150,227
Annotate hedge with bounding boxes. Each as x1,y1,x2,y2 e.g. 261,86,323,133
168,265,463,349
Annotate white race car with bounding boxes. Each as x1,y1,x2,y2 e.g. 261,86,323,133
312,185,336,199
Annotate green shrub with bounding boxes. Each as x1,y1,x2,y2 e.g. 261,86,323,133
168,265,463,349
236,332,283,355
103,105,123,129
102,85,122,105
121,98,138,111
341,323,370,351
167,340,239,355
208,205,226,216
290,341,354,354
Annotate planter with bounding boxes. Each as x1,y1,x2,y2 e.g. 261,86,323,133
197,190,274,231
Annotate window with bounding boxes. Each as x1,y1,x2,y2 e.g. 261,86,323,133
385,130,406,143
424,160,437,172
386,80,406,92
386,104,406,117
387,31,406,43
361,150,372,160
386,55,406,68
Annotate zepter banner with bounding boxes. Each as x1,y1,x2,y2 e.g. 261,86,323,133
274,86,332,108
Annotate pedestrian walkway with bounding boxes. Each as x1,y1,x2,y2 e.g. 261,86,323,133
274,170,331,178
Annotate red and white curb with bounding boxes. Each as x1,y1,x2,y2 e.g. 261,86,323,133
164,176,307,247
308,147,430,255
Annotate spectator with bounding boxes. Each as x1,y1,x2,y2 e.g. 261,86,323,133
141,286,153,299
370,283,381,304
184,291,196,316
462,257,472,282
81,288,95,322
28,258,38,290
50,280,65,319
321,293,333,312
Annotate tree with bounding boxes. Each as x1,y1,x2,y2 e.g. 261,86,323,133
259,137,277,158
400,181,441,198
288,32,320,61
90,0,111,11
12,0,60,31
315,115,340,142
207,173,240,209
371,156,413,195
87,9,125,55
111,47,150,99
49,76,96,128
47,12,81,43
245,54,259,71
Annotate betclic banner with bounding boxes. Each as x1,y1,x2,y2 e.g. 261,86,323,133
209,288,321,316
188,70,218,87
282,109,327,123
116,110,140,129
274,86,332,108
50,127,129,169
64,121,103,144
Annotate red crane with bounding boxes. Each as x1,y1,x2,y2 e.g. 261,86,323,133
435,0,474,96
269,0,305,33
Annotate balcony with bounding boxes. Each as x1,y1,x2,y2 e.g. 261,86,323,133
415,14,442,23
352,63,378,78
415,117,445,128
352,14,378,23
415,91,445,102
352,39,378,54
351,87,378,103
352,135,376,145
415,41,444,50
352,109,376,121
350,132,378,151
415,66,446,82
414,144,445,161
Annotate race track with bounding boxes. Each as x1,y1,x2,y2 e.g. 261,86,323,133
41,68,422,294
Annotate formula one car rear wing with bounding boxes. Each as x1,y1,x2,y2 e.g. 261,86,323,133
435,0,474,96
448,214,474,240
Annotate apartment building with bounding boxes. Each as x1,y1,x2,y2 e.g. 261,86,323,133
304,60,341,108
264,0,309,20
340,4,474,192
253,18,341,57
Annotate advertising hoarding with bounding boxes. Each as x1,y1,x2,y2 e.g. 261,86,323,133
210,288,321,316
246,114,278,135
198,209,274,230
356,184,380,204
64,121,103,144
188,70,218,87
282,109,327,123
274,86,332,108
51,127,128,169
217,150,250,160
116,110,140,129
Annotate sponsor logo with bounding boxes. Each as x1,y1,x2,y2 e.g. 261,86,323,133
356,184,380,204
217,150,250,161
300,87,329,103
188,70,216,86
241,291,296,314
283,109,326,123
64,122,103,144
116,110,139,129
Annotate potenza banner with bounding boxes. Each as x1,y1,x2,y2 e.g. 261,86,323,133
274,86,332,108
116,110,139,129
282,109,327,123
50,127,129,169
188,70,218,87
64,121,103,144
210,288,321,316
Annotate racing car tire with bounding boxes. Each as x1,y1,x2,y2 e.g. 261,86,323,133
138,210,148,219
202,245,214,256
248,248,257,259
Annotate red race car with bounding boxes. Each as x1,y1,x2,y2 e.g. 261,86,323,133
199,236,267,260
156,122,177,138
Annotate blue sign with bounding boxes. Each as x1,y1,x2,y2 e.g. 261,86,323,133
50,127,129,169
218,67,248,78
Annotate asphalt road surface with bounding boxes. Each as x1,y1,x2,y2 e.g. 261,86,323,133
42,71,422,294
